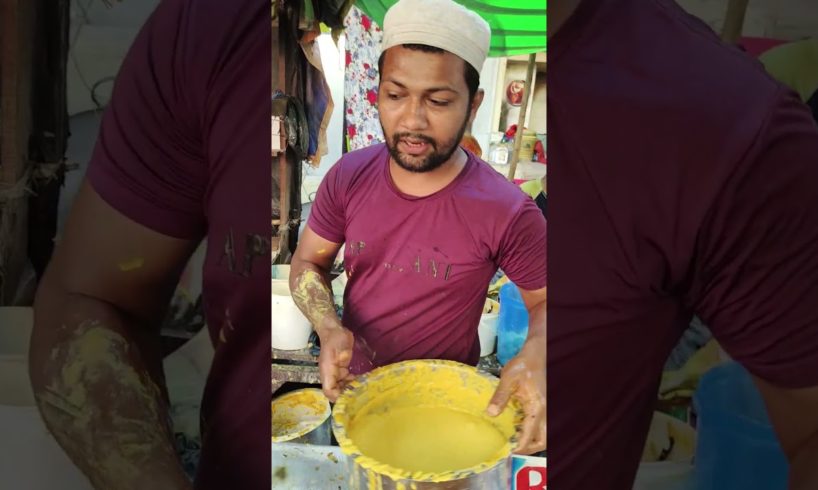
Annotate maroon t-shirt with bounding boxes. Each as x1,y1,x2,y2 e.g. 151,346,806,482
86,0,270,488
549,0,818,488
309,144,546,369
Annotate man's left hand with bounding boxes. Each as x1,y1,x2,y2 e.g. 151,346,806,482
486,337,546,455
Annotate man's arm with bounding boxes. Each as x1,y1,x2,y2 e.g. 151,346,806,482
289,226,343,334
484,194,547,454
752,377,818,489
488,287,547,454
29,182,198,489
684,89,818,489
289,226,354,401
521,286,546,342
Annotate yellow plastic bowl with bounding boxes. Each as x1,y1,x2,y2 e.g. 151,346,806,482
332,359,523,483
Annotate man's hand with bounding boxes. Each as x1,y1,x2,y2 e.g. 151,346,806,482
487,336,546,454
318,323,357,402
289,226,349,402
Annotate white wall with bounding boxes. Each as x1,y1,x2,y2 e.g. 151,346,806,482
68,0,159,116
677,0,818,39
529,73,547,134
472,57,501,160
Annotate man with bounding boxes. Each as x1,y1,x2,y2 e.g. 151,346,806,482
289,0,547,455
29,0,270,488
549,1,818,489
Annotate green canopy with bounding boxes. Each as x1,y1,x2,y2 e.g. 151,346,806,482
353,0,546,57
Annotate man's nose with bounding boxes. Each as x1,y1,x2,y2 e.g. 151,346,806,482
399,98,429,131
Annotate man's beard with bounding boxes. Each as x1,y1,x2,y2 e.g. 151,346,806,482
383,116,469,173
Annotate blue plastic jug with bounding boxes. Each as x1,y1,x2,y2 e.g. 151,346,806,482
497,282,529,365
693,361,788,490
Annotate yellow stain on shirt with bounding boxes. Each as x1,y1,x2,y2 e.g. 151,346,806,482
117,257,144,272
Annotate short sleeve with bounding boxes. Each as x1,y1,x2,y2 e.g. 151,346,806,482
86,0,207,239
307,162,346,243
689,89,818,388
498,199,547,291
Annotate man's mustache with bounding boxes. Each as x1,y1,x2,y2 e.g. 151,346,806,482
392,133,436,147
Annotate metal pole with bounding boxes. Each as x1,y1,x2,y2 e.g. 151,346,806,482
721,0,750,44
507,53,537,181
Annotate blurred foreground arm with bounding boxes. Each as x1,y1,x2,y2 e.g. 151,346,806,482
29,183,197,489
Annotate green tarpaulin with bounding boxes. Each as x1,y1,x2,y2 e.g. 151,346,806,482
353,0,546,57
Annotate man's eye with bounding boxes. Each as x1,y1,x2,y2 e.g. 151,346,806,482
388,93,402,100
430,99,450,106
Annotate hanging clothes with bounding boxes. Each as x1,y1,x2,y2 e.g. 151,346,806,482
343,6,385,151
301,38,334,167
314,0,355,29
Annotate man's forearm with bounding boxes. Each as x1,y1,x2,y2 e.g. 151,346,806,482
527,299,546,341
789,433,818,489
30,291,189,490
289,262,342,334
519,299,546,368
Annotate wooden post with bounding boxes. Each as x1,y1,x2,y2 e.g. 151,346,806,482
721,0,750,44
272,6,280,264
274,2,293,264
507,53,537,182
277,151,290,261
0,0,34,304
28,0,70,280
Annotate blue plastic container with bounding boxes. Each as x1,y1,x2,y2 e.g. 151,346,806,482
693,361,788,490
497,282,529,365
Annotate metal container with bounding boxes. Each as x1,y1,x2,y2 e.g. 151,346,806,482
271,388,331,445
344,458,511,489
332,360,523,490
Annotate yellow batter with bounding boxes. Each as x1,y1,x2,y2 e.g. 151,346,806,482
348,405,507,473
271,389,329,440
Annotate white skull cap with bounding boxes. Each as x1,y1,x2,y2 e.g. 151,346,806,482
381,0,491,73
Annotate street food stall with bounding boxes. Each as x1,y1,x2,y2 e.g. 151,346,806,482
271,0,546,488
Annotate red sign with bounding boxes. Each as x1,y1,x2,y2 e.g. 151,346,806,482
516,466,546,490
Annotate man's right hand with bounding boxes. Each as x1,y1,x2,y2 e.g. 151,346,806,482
289,226,349,402
318,324,357,402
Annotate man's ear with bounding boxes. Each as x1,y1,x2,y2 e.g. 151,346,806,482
469,88,485,126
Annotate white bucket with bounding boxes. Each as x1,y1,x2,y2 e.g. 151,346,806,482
478,299,500,357
0,307,93,489
271,281,313,350
271,264,291,282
